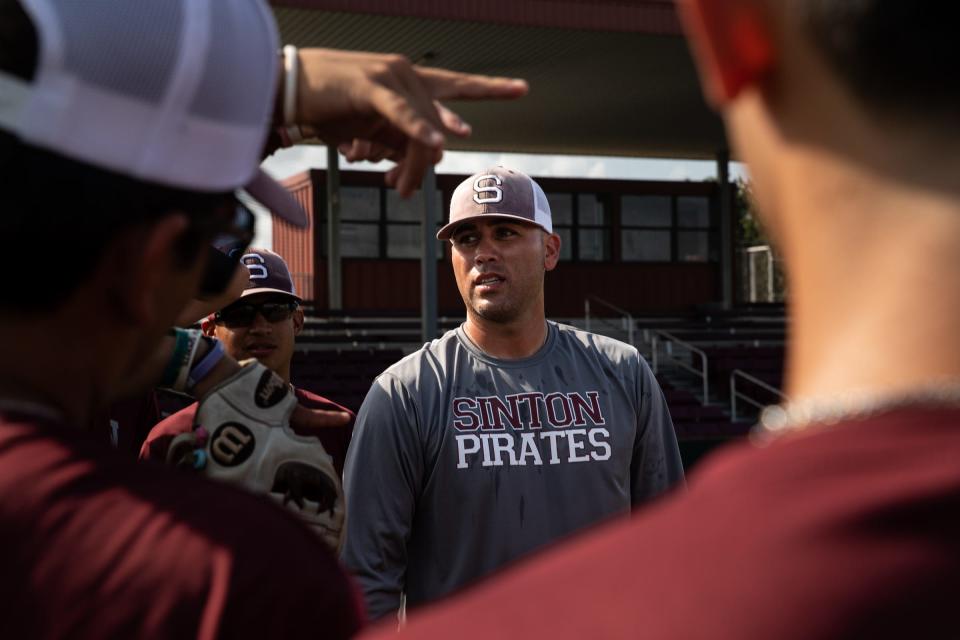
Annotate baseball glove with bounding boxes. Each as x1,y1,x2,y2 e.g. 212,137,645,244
167,361,345,552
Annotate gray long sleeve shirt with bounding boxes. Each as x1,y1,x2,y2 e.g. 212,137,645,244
341,322,684,620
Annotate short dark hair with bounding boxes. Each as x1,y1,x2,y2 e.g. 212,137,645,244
0,0,232,312
799,3,959,122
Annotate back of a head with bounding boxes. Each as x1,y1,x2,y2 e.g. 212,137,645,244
796,2,958,127
1,0,186,311
0,0,290,313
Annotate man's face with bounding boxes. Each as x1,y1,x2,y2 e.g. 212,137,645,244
209,292,303,379
450,218,560,324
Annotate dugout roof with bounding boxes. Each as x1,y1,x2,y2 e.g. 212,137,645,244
269,0,728,159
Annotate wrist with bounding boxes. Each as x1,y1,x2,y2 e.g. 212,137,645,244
271,46,320,148
160,328,202,390
186,337,225,391
192,354,243,399
282,44,298,127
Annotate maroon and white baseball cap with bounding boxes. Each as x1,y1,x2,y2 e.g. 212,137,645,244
437,166,553,240
0,0,307,227
238,248,302,302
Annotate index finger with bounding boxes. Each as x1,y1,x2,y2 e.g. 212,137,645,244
416,67,529,101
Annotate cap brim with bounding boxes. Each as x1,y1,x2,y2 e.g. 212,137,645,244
245,169,307,228
240,287,302,303
436,213,548,240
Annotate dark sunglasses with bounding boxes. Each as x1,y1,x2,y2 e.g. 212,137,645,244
214,301,299,328
198,200,257,296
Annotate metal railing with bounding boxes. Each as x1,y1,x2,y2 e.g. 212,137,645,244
730,369,787,421
649,330,709,405
584,296,635,346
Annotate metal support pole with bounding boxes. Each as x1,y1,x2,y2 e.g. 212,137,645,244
326,146,342,310
717,150,734,309
701,355,709,405
421,166,438,343
766,248,775,302
731,375,738,421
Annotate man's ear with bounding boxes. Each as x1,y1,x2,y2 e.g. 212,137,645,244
678,0,775,106
201,317,217,337
292,307,305,336
107,214,192,326
544,232,561,272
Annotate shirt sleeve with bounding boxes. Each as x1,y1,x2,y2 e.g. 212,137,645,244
631,354,685,505
340,373,424,622
138,406,196,462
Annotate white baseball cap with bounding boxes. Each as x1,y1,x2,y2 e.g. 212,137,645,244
0,0,306,227
438,166,553,240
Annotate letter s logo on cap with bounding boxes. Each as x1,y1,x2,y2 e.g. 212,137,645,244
473,175,503,204
242,253,268,280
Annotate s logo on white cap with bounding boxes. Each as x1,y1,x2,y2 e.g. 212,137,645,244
473,175,503,204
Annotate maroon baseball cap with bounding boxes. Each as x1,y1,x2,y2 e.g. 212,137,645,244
237,248,301,302
437,166,553,240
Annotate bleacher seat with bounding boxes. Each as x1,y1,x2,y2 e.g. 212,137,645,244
291,348,404,413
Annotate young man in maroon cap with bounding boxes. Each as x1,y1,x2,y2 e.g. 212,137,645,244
141,247,353,460
362,2,960,638
141,248,353,550
140,248,352,470
342,166,683,622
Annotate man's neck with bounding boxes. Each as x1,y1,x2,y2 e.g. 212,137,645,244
777,150,960,403
0,315,107,427
463,309,549,360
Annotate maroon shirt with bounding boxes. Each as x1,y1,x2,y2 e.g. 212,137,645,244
94,392,165,457
95,390,193,459
371,406,960,639
140,387,354,476
0,408,365,639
